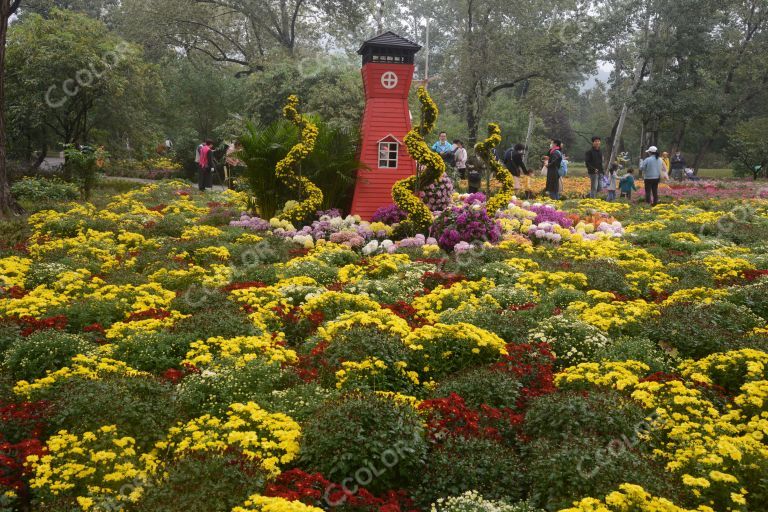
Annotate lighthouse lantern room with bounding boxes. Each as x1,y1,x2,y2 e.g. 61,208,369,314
350,32,422,220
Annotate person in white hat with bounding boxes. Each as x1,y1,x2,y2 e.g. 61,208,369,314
639,146,663,206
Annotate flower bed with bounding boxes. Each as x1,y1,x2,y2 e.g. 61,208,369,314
1,179,767,511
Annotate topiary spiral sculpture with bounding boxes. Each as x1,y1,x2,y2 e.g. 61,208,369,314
392,87,446,235
475,123,514,214
275,95,323,224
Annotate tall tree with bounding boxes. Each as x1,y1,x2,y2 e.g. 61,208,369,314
5,9,163,158
0,0,23,217
437,0,595,143
117,0,372,74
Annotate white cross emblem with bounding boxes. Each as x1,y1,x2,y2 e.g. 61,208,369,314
381,71,398,89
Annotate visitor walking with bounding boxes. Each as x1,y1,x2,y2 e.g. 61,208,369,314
619,169,638,200
560,153,569,198
503,144,528,193
661,152,671,177
431,132,455,167
453,140,468,179
605,163,618,201
546,140,564,200
670,151,686,181
198,139,214,191
640,146,663,206
584,136,604,198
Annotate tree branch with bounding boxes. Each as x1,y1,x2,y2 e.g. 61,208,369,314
485,73,541,98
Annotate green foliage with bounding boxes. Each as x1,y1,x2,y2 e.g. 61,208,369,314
435,367,521,410
3,331,93,382
175,359,296,418
45,376,177,450
415,437,525,507
729,117,768,179
128,453,265,512
595,336,677,374
238,116,361,217
10,177,79,203
725,280,768,321
526,436,673,511
300,392,428,494
110,332,193,374
6,9,163,159
644,301,763,359
524,390,646,443
63,145,108,200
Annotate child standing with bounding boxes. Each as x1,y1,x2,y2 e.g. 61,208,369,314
605,164,618,201
619,168,638,201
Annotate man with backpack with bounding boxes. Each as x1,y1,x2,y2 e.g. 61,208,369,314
584,136,604,198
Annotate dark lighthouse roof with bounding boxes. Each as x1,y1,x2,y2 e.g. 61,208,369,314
358,31,422,65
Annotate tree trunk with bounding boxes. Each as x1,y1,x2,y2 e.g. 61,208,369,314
29,143,47,172
523,111,535,165
672,121,686,152
0,2,25,217
608,103,629,167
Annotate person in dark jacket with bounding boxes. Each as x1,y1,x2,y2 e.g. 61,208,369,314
670,150,686,181
584,136,604,198
502,144,528,193
546,139,564,200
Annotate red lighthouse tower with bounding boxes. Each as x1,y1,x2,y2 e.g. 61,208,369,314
350,32,422,220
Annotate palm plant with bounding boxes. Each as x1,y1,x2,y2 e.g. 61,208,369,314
237,119,297,219
303,119,362,212
238,117,362,218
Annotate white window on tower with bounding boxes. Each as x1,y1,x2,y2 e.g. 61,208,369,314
378,140,399,169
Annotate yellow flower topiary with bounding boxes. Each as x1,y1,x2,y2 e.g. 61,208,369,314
475,122,513,213
392,87,444,235
275,95,323,224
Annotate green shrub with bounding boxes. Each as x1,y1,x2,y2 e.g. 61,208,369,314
0,323,21,358
487,285,536,309
526,436,674,511
462,261,522,284
439,306,538,344
46,376,177,450
4,331,93,382
524,390,646,443
300,392,427,494
127,453,265,512
644,301,763,359
11,177,79,203
539,288,589,309
110,332,193,374
279,259,338,286
171,301,260,339
595,336,677,374
725,280,768,322
47,298,124,332
415,437,525,507
435,367,521,410
260,383,339,424
175,359,296,418
314,327,412,390
573,259,634,297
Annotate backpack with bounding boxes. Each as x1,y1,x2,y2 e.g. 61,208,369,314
194,144,202,164
444,148,456,167
558,157,568,177
600,174,611,189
